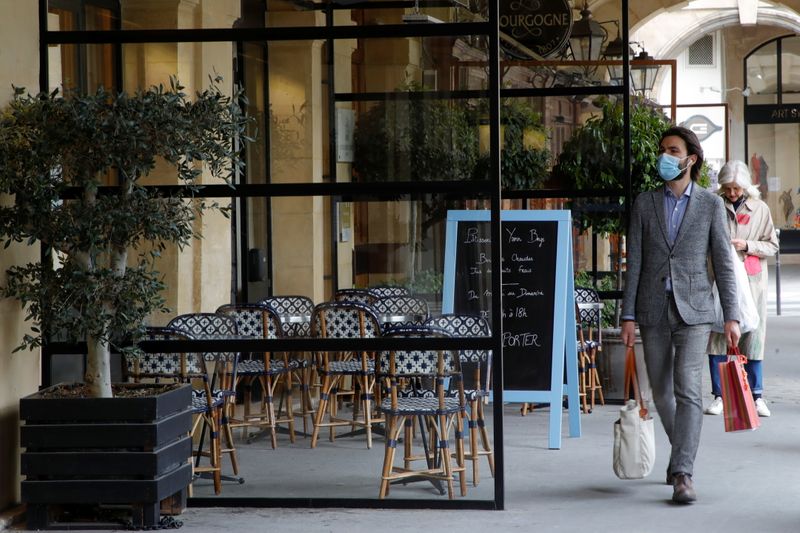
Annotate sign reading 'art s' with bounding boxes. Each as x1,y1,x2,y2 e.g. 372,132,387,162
499,0,573,59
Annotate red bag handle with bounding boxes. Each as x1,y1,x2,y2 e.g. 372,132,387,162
624,346,648,419
726,345,751,393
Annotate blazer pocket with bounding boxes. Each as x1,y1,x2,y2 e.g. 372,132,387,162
687,273,713,311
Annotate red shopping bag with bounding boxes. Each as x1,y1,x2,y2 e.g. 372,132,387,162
719,347,761,432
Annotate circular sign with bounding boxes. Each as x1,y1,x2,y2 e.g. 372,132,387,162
499,0,573,59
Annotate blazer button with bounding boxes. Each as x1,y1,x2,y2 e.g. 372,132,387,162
661,277,666,282
670,254,675,259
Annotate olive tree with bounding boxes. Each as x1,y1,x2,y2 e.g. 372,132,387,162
0,78,250,398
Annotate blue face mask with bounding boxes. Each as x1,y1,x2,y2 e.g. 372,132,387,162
657,153,692,181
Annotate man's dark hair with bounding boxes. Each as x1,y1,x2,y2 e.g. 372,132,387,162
660,126,703,181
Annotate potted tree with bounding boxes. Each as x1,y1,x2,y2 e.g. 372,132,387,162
0,78,250,527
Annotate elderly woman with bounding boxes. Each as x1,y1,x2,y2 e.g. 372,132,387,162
705,160,779,417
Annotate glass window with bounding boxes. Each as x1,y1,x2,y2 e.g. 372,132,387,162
781,36,800,95
747,40,777,96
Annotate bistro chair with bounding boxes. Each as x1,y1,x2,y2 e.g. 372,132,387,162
309,300,383,449
371,295,430,330
425,314,494,486
167,313,241,479
333,288,377,306
257,295,316,435
367,285,410,299
126,327,228,494
377,325,467,499
216,303,297,448
574,286,605,413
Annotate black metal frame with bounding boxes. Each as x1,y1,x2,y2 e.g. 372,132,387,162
36,0,633,511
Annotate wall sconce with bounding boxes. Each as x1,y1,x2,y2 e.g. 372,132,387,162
630,44,659,94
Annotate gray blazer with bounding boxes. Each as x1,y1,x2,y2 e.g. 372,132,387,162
622,184,740,326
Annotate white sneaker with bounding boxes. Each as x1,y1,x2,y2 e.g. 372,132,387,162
755,398,771,417
704,397,723,415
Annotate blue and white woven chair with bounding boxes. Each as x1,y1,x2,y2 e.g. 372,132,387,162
425,314,494,486
574,286,605,413
216,303,297,448
309,301,383,449
371,295,429,330
367,285,410,299
376,325,467,499
333,288,377,306
127,327,228,494
167,313,241,478
257,295,316,435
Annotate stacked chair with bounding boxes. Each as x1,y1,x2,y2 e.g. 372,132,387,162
126,327,235,494
216,303,298,448
309,300,384,449
257,295,316,435
574,287,605,413
425,314,494,486
377,325,467,499
167,313,242,484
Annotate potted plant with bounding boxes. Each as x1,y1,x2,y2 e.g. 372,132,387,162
0,78,250,527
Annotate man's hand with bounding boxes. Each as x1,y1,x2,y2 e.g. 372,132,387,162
724,320,741,348
621,320,637,347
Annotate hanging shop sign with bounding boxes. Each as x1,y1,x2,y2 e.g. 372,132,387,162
680,114,722,142
499,0,573,59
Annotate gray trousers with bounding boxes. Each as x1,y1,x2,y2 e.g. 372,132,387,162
639,293,711,477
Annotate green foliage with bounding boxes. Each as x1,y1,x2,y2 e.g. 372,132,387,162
353,83,479,182
474,98,552,190
552,97,670,235
0,78,251,371
404,269,443,295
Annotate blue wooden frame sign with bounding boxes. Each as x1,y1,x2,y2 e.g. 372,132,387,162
443,209,580,449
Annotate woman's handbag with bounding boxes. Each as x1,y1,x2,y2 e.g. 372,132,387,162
712,245,759,334
613,346,656,479
719,347,761,432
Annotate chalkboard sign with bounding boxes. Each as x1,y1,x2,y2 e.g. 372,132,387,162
443,210,580,449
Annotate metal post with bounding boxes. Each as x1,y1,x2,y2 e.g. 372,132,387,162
776,229,781,316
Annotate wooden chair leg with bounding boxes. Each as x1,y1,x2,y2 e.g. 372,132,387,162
379,415,402,499
310,373,332,448
468,399,480,486
477,399,495,477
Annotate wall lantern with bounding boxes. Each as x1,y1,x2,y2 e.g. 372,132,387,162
630,47,660,94
568,1,605,61
601,27,626,85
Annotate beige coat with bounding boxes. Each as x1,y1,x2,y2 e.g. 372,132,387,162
708,196,778,359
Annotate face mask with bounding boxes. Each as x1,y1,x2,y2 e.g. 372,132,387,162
657,153,692,181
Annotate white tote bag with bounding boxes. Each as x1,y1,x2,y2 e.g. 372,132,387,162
711,245,759,334
613,347,656,480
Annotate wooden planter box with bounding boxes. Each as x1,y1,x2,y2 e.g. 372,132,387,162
20,382,193,529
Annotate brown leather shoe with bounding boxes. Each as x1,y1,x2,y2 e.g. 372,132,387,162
672,473,696,504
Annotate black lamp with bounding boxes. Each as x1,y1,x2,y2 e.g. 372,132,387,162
568,1,605,61
630,47,659,94
601,25,626,85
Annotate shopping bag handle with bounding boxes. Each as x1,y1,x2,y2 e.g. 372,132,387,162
624,346,649,419
726,345,751,392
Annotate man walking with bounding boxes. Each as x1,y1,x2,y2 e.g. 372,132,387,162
621,126,740,504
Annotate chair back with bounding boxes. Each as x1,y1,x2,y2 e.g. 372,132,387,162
333,288,376,306
371,295,429,329
216,303,282,339
257,295,314,337
311,301,382,339
125,327,203,382
378,325,455,378
367,286,409,299
424,314,491,393
574,286,602,327
167,313,240,386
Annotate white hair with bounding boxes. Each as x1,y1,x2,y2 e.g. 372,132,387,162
717,159,761,199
